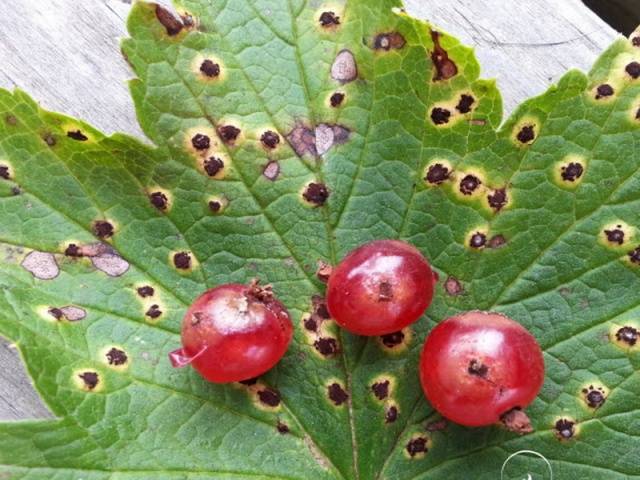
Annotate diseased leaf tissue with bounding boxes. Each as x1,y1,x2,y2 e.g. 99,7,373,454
0,1,639,479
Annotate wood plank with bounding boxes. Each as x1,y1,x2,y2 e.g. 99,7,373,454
0,0,618,420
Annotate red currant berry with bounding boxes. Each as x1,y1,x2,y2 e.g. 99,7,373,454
169,281,293,383
326,240,435,336
419,311,544,431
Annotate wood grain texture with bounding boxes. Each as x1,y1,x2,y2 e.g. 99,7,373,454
0,0,618,420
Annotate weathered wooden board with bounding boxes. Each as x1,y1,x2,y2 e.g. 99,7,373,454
0,0,619,420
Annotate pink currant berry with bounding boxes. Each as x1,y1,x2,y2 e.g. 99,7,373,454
169,281,293,383
419,311,544,432
326,240,436,335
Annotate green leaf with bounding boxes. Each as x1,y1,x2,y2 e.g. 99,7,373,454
1,1,639,479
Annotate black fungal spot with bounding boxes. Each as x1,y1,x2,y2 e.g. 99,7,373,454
633,36,640,47
200,59,220,78
456,94,475,114
258,387,281,407
330,92,345,107
488,234,507,249
372,380,390,400
626,61,640,79
319,11,340,27
261,131,280,149
469,232,487,249
327,383,348,406
554,419,575,440
137,285,155,298
374,32,406,51
445,276,463,296
516,125,535,144
204,157,224,177
79,371,99,390
605,227,625,245
277,421,290,434
303,182,329,206
431,107,451,125
459,174,481,195
155,4,183,36
106,347,128,366
468,359,488,378
67,130,88,141
208,200,223,213
64,244,81,257
381,331,404,348
217,125,241,144
406,437,428,457
149,191,168,210
48,307,64,320
488,188,507,211
629,247,640,264
145,304,162,319
615,326,638,346
385,406,398,423
431,31,457,81
425,163,450,185
561,162,584,182
43,133,56,147
191,133,211,150
173,251,192,269
0,165,10,180
314,337,339,356
595,84,614,99
239,377,258,386
582,385,606,409
93,221,114,239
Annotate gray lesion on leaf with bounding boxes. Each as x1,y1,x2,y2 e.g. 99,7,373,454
21,251,59,280
331,49,358,83
288,123,350,157
49,305,86,322
262,161,280,181
444,276,464,296
87,243,130,277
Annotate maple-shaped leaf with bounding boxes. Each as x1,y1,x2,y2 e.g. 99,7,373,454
1,1,639,479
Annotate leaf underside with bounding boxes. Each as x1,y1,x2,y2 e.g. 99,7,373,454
0,1,639,479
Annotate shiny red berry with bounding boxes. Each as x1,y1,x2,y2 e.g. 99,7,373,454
419,311,544,430
169,281,293,383
326,240,435,336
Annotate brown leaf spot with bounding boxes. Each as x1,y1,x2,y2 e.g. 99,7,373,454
288,125,317,156
106,347,128,366
145,304,162,319
93,221,114,239
456,94,475,114
239,377,258,386
374,32,406,51
488,188,507,211
595,84,614,99
43,133,57,147
469,232,487,249
385,405,398,423
561,162,584,182
303,182,329,206
304,316,318,332
633,36,640,47
48,308,64,320
137,285,155,298
582,385,606,409
276,421,290,434
459,174,481,195
149,191,168,211
79,371,99,390
91,252,129,277
615,325,638,346
626,61,640,79
261,130,280,149
173,251,192,269
430,107,451,125
605,227,625,245
5,115,17,126
191,133,211,150
488,234,507,249
426,418,448,432
380,330,404,348
554,418,575,440
0,165,10,180
204,157,224,177
217,125,241,145
258,387,281,407
155,4,183,36
319,11,340,27
314,337,339,356
200,60,220,78
431,31,457,81
425,163,451,185
516,125,536,144
330,92,345,107
327,382,348,406
371,380,390,400
406,437,428,457
67,130,88,141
